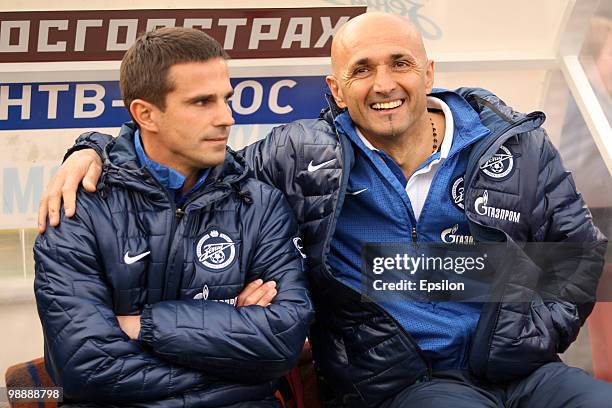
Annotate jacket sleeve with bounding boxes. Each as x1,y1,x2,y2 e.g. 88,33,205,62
470,130,608,384
240,123,299,189
138,189,314,383
532,134,607,352
34,194,208,403
63,131,114,162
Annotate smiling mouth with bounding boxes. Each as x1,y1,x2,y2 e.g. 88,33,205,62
370,99,404,111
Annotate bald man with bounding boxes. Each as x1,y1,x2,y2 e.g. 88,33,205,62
39,12,609,408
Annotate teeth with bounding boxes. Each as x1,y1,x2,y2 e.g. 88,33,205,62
371,100,403,110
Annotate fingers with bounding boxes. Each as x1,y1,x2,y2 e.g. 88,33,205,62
46,177,64,227
37,149,102,230
237,279,264,306
237,280,277,307
38,167,66,230
116,315,141,340
62,172,82,218
37,189,49,233
254,283,277,307
82,152,103,192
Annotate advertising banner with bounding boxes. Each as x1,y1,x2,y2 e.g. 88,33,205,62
0,8,362,62
0,6,365,229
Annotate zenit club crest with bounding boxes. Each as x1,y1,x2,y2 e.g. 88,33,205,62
195,229,236,270
480,145,516,180
450,176,465,210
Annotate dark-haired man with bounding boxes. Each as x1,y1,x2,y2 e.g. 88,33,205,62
40,13,610,408
34,27,313,407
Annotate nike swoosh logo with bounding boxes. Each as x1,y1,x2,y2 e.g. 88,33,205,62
346,188,368,196
124,251,151,265
308,159,336,172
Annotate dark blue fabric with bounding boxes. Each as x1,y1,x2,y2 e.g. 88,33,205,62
35,122,314,406
381,362,612,408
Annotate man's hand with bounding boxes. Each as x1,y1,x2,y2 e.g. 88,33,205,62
38,148,102,233
117,315,141,340
236,279,277,307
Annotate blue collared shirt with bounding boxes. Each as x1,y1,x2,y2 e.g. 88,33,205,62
134,130,210,207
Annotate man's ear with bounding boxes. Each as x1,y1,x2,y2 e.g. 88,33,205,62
326,75,347,109
424,60,435,94
129,99,160,133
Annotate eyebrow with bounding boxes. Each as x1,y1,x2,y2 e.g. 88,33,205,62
391,53,418,64
351,57,371,67
349,53,419,69
186,90,234,103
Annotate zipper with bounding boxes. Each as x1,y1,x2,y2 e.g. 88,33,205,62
139,169,234,300
411,226,417,242
130,168,180,300
163,186,234,300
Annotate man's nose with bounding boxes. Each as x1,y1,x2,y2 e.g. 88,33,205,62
216,100,235,127
372,65,396,94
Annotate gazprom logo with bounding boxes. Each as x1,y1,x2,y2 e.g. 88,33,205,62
441,224,474,244
474,190,521,223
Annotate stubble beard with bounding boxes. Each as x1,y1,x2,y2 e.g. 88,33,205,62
388,115,396,139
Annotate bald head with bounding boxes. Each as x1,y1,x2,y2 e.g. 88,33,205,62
324,11,435,148
331,12,428,75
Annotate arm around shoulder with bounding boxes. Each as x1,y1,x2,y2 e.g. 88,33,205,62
38,132,113,232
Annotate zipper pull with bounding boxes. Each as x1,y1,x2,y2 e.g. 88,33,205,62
411,227,417,242
175,208,184,219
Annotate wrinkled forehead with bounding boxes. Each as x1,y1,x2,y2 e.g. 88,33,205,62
337,32,425,70
332,19,426,72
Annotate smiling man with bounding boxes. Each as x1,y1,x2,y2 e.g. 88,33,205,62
39,13,609,408
33,27,313,407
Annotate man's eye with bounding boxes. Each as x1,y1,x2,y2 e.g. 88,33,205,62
394,61,410,68
353,67,369,75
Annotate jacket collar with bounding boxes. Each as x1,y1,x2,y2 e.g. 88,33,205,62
100,122,248,199
454,87,546,133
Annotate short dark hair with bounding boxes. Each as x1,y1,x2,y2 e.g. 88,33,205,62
120,27,229,112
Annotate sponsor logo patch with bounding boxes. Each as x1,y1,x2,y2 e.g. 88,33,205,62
440,224,474,244
474,190,521,223
193,284,237,306
480,145,516,180
195,229,236,270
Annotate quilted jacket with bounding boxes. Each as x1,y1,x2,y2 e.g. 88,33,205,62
35,122,314,406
